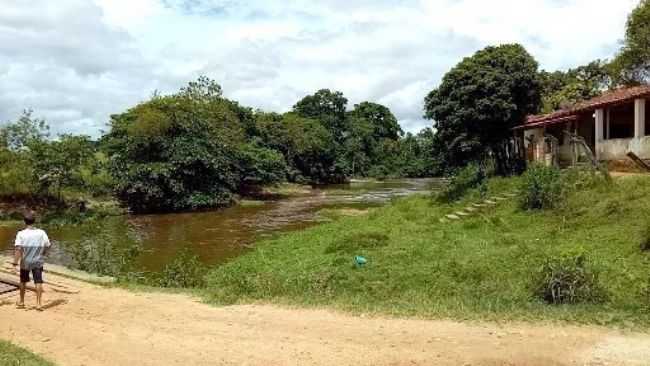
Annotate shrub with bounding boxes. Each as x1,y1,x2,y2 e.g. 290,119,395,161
562,165,611,192
532,249,606,304
436,163,486,202
519,164,564,210
154,249,207,288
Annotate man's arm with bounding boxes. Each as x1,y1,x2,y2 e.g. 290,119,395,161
43,231,51,256
13,247,22,270
14,232,22,270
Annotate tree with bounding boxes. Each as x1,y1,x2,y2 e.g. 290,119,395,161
611,0,650,84
539,61,611,113
29,135,95,200
424,44,541,173
105,77,286,213
0,110,49,151
293,89,348,142
282,113,343,183
345,102,403,176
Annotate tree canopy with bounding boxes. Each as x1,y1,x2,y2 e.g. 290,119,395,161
424,44,541,172
539,60,611,113
611,0,650,84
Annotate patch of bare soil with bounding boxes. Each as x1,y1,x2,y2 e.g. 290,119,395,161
1,273,649,366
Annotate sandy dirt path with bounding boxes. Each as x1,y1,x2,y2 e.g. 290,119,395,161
1,275,649,366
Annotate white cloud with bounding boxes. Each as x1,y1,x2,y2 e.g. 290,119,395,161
0,0,640,136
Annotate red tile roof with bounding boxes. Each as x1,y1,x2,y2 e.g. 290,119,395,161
519,84,650,129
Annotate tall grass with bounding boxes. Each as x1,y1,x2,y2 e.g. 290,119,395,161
202,174,650,327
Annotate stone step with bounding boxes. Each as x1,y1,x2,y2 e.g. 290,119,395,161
455,211,471,217
484,200,497,205
465,207,478,212
472,203,487,208
446,214,461,220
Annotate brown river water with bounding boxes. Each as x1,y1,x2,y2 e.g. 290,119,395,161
0,179,441,271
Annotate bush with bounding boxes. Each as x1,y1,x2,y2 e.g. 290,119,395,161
154,249,207,288
238,143,288,185
436,163,486,202
562,165,611,192
532,249,606,304
519,164,564,210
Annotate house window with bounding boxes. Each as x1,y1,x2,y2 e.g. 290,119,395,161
608,103,635,139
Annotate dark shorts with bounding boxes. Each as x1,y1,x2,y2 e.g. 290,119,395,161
20,267,44,284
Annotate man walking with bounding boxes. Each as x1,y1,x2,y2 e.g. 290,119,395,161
13,212,51,310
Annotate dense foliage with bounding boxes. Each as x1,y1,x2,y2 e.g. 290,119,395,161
611,0,650,84
538,61,611,113
424,44,541,174
0,110,112,203
0,78,437,213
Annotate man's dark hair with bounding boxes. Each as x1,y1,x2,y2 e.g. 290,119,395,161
23,211,36,225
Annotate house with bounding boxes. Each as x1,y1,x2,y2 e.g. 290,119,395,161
515,85,650,168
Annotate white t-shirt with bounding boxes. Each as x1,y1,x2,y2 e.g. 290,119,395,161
15,228,51,270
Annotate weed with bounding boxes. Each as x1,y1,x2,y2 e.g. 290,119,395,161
519,164,564,210
436,163,486,203
153,249,207,288
532,248,606,305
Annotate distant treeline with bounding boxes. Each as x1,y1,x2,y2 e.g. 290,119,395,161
0,78,437,213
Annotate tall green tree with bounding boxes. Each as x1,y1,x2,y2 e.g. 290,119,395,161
293,89,348,141
0,110,49,151
345,102,403,176
539,61,611,113
105,78,286,213
424,44,541,173
611,0,650,84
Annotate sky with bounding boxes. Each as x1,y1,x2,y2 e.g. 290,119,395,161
0,0,641,137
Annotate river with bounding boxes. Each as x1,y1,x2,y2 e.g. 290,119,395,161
0,179,440,271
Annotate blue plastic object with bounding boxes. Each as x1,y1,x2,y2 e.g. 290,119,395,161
354,255,368,266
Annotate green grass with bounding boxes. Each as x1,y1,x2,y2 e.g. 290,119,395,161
203,175,650,328
0,340,55,366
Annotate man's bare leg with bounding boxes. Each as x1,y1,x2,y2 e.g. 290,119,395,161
17,283,26,308
35,284,43,310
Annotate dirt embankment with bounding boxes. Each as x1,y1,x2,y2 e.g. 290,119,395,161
1,272,650,366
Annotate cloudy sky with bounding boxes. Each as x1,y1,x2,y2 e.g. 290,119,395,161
0,0,640,137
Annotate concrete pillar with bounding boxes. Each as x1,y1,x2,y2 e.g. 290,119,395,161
635,98,646,138
606,109,611,139
595,108,604,159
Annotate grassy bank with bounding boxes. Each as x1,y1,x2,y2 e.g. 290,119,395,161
0,340,55,366
203,173,650,328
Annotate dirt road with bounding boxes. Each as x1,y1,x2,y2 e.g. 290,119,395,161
1,274,649,366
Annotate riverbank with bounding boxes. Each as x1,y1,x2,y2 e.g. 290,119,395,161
1,269,650,366
203,173,650,328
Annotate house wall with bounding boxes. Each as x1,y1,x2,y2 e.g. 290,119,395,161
597,136,650,160
596,99,650,161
